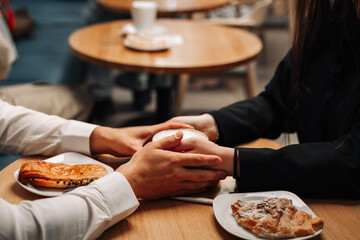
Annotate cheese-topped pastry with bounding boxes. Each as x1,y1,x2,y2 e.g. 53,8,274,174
231,197,324,239
18,161,107,188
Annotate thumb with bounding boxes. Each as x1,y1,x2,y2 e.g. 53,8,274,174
154,131,183,150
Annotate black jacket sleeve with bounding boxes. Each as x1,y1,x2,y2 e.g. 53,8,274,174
209,52,360,199
237,123,360,199
209,51,295,147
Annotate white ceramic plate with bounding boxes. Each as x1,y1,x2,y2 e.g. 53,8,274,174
152,128,208,142
14,152,114,197
213,191,323,240
122,23,167,35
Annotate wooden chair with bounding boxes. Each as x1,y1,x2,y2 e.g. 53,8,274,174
210,0,273,29
173,1,272,116
209,0,273,46
173,1,270,116
206,0,273,96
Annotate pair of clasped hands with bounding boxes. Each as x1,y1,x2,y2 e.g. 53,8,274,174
89,114,233,200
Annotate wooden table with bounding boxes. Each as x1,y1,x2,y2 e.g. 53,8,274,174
69,19,262,120
69,19,261,75
1,139,359,239
97,0,231,17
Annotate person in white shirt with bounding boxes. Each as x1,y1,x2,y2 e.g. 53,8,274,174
0,13,225,239
0,100,226,240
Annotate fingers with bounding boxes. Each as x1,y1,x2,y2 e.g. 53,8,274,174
172,138,217,154
171,152,221,167
171,138,201,152
152,131,183,150
155,122,194,132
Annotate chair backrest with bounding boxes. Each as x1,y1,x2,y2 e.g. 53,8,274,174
248,0,273,26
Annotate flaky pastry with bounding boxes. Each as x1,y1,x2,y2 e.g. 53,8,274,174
18,160,107,188
231,197,324,239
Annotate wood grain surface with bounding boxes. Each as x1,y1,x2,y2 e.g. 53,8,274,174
1,139,359,239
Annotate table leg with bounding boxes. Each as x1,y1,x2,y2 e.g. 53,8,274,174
245,62,258,98
174,74,190,116
155,75,174,123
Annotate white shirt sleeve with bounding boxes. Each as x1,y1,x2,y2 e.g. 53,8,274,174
0,99,97,156
0,172,140,240
0,100,140,239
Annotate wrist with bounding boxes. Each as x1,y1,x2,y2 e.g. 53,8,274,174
89,126,114,155
217,146,234,175
201,114,219,141
116,164,140,198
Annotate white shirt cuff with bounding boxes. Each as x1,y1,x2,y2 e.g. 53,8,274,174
61,120,98,156
93,172,140,226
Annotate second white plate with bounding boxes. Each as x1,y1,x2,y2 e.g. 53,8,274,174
14,152,114,197
213,191,323,240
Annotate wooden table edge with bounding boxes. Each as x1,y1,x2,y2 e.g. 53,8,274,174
69,45,261,75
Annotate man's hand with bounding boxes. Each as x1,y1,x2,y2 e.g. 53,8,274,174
167,114,219,141
116,131,227,199
90,122,193,156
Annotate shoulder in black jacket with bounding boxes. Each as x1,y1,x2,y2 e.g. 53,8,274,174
209,31,360,199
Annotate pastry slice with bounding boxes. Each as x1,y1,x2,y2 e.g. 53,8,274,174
18,160,107,188
231,197,324,239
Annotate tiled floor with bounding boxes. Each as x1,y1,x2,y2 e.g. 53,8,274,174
95,28,298,145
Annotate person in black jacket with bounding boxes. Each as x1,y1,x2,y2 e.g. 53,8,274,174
168,0,360,198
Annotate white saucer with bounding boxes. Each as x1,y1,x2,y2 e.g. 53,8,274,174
122,23,167,35
123,38,171,52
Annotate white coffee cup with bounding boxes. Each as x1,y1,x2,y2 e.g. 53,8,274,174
131,1,158,33
152,129,209,142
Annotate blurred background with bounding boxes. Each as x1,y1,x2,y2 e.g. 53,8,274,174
0,0,294,144
92,0,291,127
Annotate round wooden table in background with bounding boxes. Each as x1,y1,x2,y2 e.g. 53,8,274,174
97,0,231,16
69,19,262,74
69,19,262,121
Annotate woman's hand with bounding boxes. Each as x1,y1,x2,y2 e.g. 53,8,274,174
172,138,234,176
90,122,193,156
167,114,219,141
116,131,227,199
